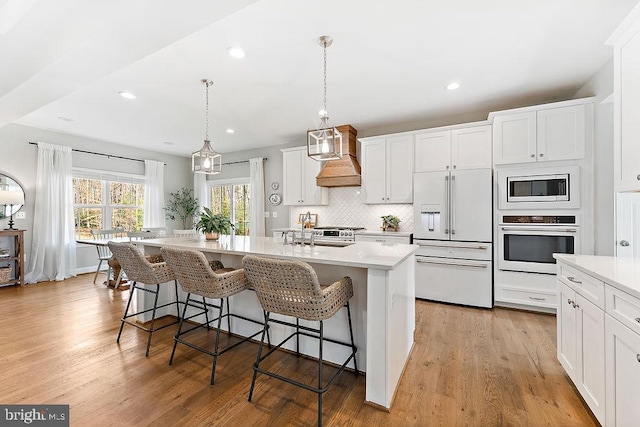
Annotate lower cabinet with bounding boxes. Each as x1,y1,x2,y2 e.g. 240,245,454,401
557,280,606,424
556,258,640,426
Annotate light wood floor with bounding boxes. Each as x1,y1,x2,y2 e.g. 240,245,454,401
0,274,597,426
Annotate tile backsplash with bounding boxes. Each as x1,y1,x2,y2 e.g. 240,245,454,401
288,187,414,232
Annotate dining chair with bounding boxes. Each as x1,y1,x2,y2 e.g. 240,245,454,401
90,228,125,285
242,255,358,427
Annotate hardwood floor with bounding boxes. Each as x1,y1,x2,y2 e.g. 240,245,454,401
0,275,597,426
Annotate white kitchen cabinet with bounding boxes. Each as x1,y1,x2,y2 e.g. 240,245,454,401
605,284,640,427
608,4,640,192
281,147,328,206
556,268,606,425
493,104,585,165
605,314,640,427
414,125,491,172
361,135,413,204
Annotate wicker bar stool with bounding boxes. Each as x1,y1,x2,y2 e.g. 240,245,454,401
242,255,358,427
107,242,182,357
160,246,267,385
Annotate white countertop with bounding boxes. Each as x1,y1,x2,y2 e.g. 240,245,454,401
138,235,417,271
554,254,640,299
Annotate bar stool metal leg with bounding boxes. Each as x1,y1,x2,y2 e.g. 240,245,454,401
117,281,137,343
145,284,160,357
248,311,270,402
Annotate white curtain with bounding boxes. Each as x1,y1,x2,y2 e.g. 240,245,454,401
143,160,165,227
249,157,265,236
194,172,208,219
25,143,76,283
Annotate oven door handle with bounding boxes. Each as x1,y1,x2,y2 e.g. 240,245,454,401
500,227,577,233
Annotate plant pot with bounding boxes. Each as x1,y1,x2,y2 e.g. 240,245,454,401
205,232,220,241
381,226,398,232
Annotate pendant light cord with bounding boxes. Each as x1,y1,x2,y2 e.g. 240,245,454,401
323,40,328,116
204,80,210,141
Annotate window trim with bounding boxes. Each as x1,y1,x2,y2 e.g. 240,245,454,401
207,177,251,236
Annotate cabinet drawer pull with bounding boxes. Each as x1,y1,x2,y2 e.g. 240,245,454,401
567,276,582,284
529,296,546,301
567,299,574,305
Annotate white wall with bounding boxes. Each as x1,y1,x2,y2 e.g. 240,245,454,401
0,123,192,273
573,58,615,255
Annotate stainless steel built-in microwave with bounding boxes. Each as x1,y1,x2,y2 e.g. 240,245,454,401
498,166,580,210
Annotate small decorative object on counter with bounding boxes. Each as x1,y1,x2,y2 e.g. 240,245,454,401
381,215,401,231
195,207,234,241
298,213,317,228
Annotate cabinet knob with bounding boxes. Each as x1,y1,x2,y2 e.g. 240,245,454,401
637,174,640,181
453,165,456,169
635,317,640,324
530,154,535,158
446,165,449,169
621,240,630,247
637,354,640,363
567,299,573,305
539,153,544,157
382,197,385,201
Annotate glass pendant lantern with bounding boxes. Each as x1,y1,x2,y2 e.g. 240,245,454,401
192,79,222,174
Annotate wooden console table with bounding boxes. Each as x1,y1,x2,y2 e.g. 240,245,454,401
0,229,25,287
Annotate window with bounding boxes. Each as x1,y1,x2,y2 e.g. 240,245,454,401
208,179,251,236
73,169,145,238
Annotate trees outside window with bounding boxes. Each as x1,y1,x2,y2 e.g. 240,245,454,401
73,173,144,238
209,182,250,236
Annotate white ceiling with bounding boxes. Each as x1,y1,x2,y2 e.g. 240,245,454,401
1,0,638,157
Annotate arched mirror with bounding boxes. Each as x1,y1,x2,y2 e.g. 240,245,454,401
0,174,25,220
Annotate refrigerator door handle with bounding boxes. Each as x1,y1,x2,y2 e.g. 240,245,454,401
416,258,489,269
444,175,449,235
451,175,456,235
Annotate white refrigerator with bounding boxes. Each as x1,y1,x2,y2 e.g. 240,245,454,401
413,168,493,308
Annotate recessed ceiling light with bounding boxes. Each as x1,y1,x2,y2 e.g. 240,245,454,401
57,116,75,122
226,129,235,134
446,82,460,90
227,47,245,58
118,91,137,99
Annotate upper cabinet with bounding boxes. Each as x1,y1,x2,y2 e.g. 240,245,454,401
608,4,640,192
361,134,414,204
415,124,491,172
492,103,586,165
281,147,328,206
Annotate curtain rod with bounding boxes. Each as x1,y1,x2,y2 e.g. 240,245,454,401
223,158,268,166
28,142,167,165
28,142,267,167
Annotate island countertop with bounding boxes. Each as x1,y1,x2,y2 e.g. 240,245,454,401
138,235,418,270
553,254,640,299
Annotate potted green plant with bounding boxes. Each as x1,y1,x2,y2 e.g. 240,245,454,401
381,215,401,231
164,188,199,230
195,207,235,240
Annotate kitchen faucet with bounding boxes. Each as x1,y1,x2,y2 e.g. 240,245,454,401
300,211,312,245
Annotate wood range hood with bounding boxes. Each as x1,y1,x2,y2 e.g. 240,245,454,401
315,124,361,187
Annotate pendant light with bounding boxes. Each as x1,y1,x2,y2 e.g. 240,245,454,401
192,79,222,174
307,36,342,161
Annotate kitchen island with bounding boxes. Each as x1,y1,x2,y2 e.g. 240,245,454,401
134,235,417,410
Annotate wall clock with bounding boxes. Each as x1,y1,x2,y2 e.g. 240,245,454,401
271,182,279,190
268,193,282,206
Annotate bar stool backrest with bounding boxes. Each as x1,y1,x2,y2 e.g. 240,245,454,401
107,241,173,284
242,255,331,320
160,246,250,299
